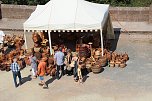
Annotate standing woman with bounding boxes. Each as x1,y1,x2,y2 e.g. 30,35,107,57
30,52,37,79
72,53,79,82
65,49,72,76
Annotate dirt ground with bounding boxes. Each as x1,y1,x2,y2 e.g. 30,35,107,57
0,33,152,101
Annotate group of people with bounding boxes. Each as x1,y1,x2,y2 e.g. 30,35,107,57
10,46,86,88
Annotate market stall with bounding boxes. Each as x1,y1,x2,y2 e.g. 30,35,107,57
23,0,115,55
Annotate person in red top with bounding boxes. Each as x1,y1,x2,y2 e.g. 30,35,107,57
37,57,47,89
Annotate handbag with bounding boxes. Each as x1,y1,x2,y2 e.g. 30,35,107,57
69,61,75,68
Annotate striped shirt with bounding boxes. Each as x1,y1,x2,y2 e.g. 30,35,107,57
10,62,20,72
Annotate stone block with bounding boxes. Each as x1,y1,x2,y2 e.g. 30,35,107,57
0,1,2,19
149,5,152,23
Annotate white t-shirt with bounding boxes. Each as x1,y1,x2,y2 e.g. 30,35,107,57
0,30,5,44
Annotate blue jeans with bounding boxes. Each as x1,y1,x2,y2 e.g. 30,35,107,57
73,61,78,80
12,71,22,87
56,65,64,80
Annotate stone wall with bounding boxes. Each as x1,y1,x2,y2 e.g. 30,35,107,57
109,7,149,22
1,4,35,19
0,4,152,23
0,1,2,19
149,5,152,23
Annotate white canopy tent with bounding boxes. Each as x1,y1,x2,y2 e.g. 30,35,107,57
23,0,114,56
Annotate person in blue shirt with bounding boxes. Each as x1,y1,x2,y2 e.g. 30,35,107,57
10,58,22,88
54,47,65,80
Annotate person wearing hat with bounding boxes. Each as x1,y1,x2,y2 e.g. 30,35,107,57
37,57,47,89
10,58,22,88
54,47,65,80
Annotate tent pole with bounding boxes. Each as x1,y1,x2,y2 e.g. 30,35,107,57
48,30,52,55
24,30,28,50
100,29,104,56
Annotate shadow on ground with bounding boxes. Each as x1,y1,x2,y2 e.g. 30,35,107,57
110,28,121,51
45,76,56,87
22,75,32,84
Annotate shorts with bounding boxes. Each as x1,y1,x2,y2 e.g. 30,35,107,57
39,76,44,81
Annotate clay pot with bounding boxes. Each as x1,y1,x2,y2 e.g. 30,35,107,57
123,52,129,61
120,63,126,68
115,64,120,67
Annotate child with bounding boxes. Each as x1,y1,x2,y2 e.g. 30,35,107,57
37,57,47,89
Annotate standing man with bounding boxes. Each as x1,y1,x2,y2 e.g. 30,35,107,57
54,47,65,80
10,58,22,88
0,30,5,49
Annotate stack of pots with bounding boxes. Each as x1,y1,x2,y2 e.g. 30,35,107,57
91,48,107,74
109,52,129,68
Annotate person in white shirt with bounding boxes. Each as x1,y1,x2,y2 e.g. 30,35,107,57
0,30,5,48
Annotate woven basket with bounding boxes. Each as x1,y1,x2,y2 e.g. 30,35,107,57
91,64,102,74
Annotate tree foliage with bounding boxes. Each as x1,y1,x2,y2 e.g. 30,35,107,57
1,0,152,7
